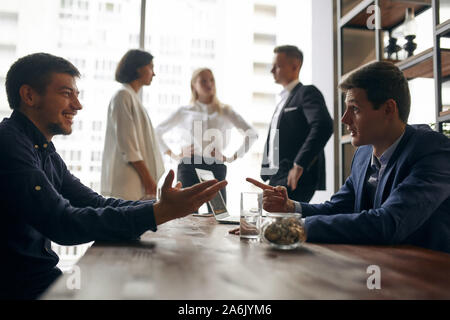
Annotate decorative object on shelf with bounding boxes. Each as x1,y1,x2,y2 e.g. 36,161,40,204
404,35,417,58
384,34,401,60
403,8,417,57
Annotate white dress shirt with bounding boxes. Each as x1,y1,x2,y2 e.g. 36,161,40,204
156,101,258,159
268,79,300,169
101,84,165,200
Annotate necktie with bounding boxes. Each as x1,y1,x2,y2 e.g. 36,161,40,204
365,157,381,209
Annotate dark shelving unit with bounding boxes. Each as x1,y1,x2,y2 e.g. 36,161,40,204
336,0,449,185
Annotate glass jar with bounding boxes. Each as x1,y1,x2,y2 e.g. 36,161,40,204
261,213,306,250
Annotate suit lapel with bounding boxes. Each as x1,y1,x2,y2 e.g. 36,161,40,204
276,82,303,129
374,163,394,208
355,146,372,212
373,125,414,207
282,82,302,110
263,82,303,161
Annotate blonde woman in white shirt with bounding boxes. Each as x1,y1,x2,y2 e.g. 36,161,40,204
101,49,164,200
156,68,258,206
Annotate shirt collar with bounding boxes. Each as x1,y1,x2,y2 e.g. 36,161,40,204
123,83,141,100
195,100,217,115
195,100,209,110
280,79,300,97
371,130,405,168
10,110,56,152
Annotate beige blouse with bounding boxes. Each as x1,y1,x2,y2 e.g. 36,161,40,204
101,84,164,200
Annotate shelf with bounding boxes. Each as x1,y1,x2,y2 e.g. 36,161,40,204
436,19,450,37
341,48,450,81
396,48,433,79
341,0,370,17
339,0,373,28
379,0,431,30
341,57,399,80
340,0,431,30
438,109,450,122
395,48,450,80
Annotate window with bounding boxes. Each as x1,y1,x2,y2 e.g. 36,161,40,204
144,0,312,214
59,150,67,160
70,150,82,161
93,58,117,79
252,92,276,106
92,121,102,131
253,33,277,46
91,151,102,161
0,44,16,62
190,38,215,59
105,3,114,12
68,165,82,171
89,165,101,172
253,62,272,75
72,120,83,131
89,182,100,190
0,0,313,225
0,11,18,29
158,94,168,105
254,4,276,17
78,1,89,10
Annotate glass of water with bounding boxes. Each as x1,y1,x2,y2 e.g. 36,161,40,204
240,192,262,240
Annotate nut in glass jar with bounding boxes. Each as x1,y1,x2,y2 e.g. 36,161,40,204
261,213,306,250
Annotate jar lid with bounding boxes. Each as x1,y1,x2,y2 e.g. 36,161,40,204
266,212,302,219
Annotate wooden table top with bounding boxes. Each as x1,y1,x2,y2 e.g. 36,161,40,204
42,215,450,300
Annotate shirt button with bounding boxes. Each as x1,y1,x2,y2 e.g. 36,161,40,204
35,186,41,191
43,144,48,148
34,145,39,149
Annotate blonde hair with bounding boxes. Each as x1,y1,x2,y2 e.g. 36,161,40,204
190,68,225,114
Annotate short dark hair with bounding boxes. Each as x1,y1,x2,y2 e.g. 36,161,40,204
5,53,80,110
115,49,153,83
274,45,303,64
339,61,411,123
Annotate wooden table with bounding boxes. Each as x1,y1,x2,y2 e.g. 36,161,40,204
42,215,450,299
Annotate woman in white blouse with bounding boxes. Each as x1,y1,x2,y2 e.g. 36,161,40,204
101,49,164,200
156,68,258,205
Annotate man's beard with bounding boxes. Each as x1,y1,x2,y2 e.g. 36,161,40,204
48,123,71,137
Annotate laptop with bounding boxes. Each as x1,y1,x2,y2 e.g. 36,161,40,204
194,168,240,224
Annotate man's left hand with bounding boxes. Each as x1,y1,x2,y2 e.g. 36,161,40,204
287,164,303,191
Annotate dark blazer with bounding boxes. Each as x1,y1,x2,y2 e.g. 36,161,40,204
261,82,333,191
302,125,450,253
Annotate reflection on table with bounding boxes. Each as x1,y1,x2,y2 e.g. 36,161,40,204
42,215,450,299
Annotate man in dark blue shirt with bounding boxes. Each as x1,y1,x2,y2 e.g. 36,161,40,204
0,53,227,299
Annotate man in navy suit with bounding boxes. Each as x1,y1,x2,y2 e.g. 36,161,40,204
261,45,333,203
248,61,450,253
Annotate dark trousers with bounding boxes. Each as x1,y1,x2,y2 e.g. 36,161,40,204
177,156,227,213
268,160,316,203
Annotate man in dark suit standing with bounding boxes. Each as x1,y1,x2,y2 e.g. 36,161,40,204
261,45,333,202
